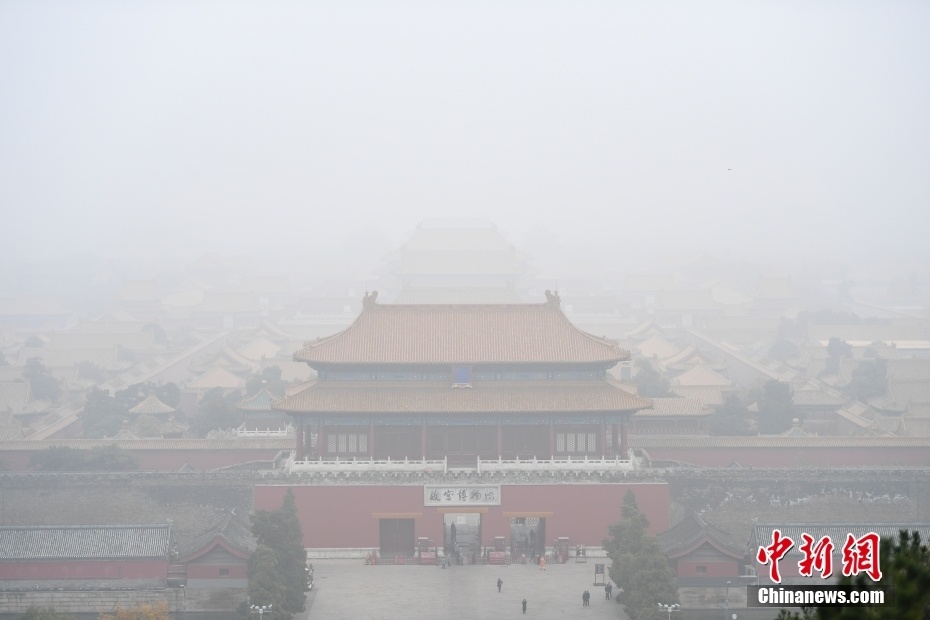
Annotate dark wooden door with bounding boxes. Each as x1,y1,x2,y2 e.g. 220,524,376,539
380,519,415,556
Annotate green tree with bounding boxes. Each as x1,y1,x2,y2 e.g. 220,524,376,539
80,387,125,438
776,530,930,619
634,359,672,397
30,446,87,471
847,359,887,402
30,445,138,472
99,601,172,620
193,387,244,436
247,545,288,619
602,491,678,620
84,445,139,471
769,339,801,363
77,360,107,384
23,358,62,402
755,380,797,435
245,366,288,399
18,606,74,619
819,337,853,377
250,489,307,618
709,392,754,435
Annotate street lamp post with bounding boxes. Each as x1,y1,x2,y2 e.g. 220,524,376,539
724,580,731,619
659,603,681,620
250,604,272,618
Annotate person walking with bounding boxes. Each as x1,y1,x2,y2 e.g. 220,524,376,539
497,577,503,593
606,582,612,599
522,598,527,614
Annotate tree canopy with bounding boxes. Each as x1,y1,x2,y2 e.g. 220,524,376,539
249,489,308,619
245,366,288,399
31,445,139,472
99,601,172,620
18,607,74,620
847,359,887,402
634,359,673,398
603,491,679,620
193,387,244,436
709,392,755,436
755,380,797,435
24,358,62,402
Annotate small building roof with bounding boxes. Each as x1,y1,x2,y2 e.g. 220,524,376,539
128,393,175,415
237,386,283,411
293,293,627,367
671,365,732,387
636,397,709,418
792,389,846,407
658,513,743,559
237,337,280,361
0,524,171,560
0,381,30,414
187,367,246,390
180,514,256,561
635,334,681,360
670,386,726,406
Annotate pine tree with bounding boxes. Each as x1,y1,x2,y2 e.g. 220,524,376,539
250,489,308,618
603,491,679,620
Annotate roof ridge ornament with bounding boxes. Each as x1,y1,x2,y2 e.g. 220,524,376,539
545,290,561,307
362,290,379,307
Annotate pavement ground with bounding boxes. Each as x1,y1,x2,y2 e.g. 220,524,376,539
299,558,629,620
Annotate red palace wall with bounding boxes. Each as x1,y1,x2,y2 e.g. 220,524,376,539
254,482,669,550
186,564,247,579
675,560,739,578
0,559,167,581
0,447,283,472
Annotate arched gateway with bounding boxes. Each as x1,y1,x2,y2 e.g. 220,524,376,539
261,292,668,557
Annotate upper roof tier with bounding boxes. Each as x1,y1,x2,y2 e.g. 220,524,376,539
292,292,629,367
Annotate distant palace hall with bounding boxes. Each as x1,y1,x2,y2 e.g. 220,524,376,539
276,290,650,466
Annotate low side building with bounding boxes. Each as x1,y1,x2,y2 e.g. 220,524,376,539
0,524,170,589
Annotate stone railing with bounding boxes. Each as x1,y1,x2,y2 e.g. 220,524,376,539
232,426,294,437
284,454,635,474
286,455,448,474
477,455,635,473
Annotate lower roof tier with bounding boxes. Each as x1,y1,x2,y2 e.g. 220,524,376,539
274,379,651,415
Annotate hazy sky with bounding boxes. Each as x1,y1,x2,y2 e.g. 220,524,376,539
2,1,928,269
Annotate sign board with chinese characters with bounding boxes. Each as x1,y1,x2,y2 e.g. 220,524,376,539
424,485,501,506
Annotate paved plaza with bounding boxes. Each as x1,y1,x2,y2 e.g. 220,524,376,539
300,558,629,620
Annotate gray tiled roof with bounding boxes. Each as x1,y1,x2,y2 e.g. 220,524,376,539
181,514,256,559
0,524,171,560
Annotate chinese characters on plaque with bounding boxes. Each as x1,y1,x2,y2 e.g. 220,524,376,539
756,529,882,583
424,485,501,506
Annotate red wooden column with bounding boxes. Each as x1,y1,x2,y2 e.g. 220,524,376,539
295,420,304,459
548,419,556,457
369,419,376,459
496,420,503,459
619,417,629,460
420,420,428,459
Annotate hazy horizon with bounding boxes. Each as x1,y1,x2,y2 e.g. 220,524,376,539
2,2,928,273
